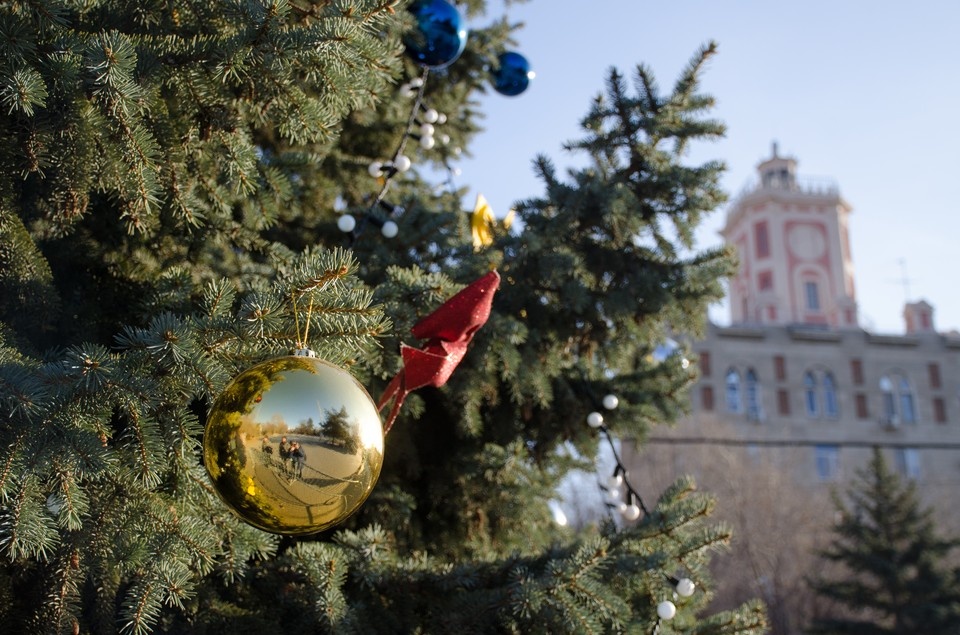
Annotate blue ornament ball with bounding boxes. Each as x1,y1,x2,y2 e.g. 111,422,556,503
404,0,468,69
492,51,533,96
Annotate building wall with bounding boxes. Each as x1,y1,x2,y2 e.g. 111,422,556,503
657,323,960,515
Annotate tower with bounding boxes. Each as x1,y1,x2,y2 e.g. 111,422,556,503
722,144,858,328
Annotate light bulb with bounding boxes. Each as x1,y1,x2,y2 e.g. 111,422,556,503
622,503,641,521
607,487,621,502
420,135,436,150
368,161,383,177
394,155,412,172
602,394,619,410
586,412,603,428
381,220,399,238
437,113,447,124
439,133,450,145
419,123,435,137
607,474,623,489
337,214,356,233
657,601,676,620
409,77,423,88
423,108,439,123
399,83,416,98
676,578,696,597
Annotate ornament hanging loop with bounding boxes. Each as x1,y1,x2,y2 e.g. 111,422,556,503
290,290,316,352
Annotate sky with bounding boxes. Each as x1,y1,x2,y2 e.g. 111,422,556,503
445,0,960,334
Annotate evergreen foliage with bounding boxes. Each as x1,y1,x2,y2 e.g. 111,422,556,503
808,448,960,634
0,0,764,632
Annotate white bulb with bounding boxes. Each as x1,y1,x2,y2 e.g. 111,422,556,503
399,83,415,98
394,155,412,172
409,77,423,88
437,113,447,124
381,220,398,238
657,601,676,620
586,412,603,428
602,394,619,410
368,161,383,177
420,135,436,150
452,146,462,156
337,214,356,233
617,502,628,514
607,487,621,502
423,108,439,123
622,503,641,521
451,167,462,177
607,474,623,489
681,357,690,369
420,123,435,137
676,578,696,597
439,133,450,145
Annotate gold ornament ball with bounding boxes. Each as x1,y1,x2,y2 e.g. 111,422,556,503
203,355,384,535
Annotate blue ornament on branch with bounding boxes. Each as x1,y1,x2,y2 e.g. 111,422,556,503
404,0,468,69
492,51,533,96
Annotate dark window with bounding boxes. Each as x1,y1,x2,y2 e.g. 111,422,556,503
701,385,715,411
929,363,941,390
934,397,946,423
855,393,869,419
758,271,773,290
851,359,864,385
777,389,790,415
699,352,712,378
774,355,786,382
805,281,820,311
746,369,762,420
755,222,770,258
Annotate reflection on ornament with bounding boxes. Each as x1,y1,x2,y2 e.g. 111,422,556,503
203,356,383,535
404,0,467,69
492,52,534,96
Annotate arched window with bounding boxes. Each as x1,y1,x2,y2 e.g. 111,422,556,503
805,369,840,420
880,373,917,424
898,376,916,423
726,369,742,413
823,372,839,418
804,372,818,418
745,369,762,420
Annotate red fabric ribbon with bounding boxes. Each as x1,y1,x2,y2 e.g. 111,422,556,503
378,270,500,434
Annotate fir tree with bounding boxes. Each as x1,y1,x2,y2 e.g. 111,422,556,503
808,448,960,634
0,1,766,633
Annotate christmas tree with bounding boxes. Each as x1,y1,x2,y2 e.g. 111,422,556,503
0,1,766,632
809,448,960,634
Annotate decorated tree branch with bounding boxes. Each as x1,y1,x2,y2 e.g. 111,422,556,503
0,1,764,633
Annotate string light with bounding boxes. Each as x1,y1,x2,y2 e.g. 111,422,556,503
582,385,704,631
656,600,676,620
339,68,454,243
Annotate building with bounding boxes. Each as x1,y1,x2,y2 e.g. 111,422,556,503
625,145,960,512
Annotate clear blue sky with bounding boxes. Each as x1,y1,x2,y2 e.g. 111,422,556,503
448,0,960,334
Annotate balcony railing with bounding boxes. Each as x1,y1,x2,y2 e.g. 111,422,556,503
730,174,840,207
